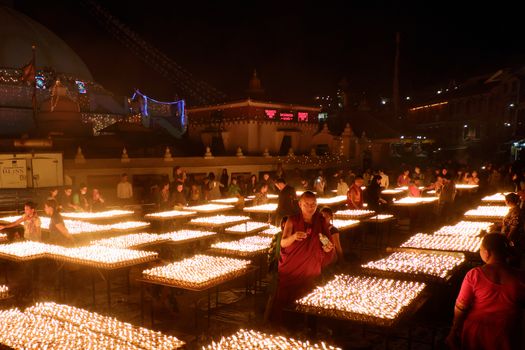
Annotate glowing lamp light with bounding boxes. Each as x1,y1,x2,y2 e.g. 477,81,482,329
464,206,509,219
61,210,134,220
0,302,184,349
434,221,492,237
204,329,341,349
334,209,375,219
184,204,234,213
145,210,197,219
366,214,395,221
143,254,250,289
362,251,465,279
381,189,404,195
189,215,250,228
243,203,278,213
210,197,243,204
211,236,273,256
455,184,479,190
392,197,438,205
317,195,347,205
296,274,426,323
259,225,281,236
224,222,269,235
331,219,360,230
481,193,508,202
400,233,481,252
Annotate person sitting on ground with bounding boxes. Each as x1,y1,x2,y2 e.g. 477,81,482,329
72,184,90,211
408,179,421,197
226,177,242,197
58,186,76,212
156,181,172,211
171,183,187,208
44,200,74,246
0,201,41,242
91,188,106,212
397,169,411,187
446,234,525,350
188,183,202,206
48,188,59,203
254,184,269,206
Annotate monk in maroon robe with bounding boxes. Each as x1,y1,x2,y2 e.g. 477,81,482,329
271,191,335,322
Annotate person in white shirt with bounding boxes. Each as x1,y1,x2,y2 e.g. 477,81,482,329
379,170,389,189
117,173,133,205
336,177,349,196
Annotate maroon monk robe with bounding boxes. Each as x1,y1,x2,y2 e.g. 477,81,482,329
271,211,335,322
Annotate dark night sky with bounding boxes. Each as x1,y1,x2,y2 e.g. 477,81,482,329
13,1,525,104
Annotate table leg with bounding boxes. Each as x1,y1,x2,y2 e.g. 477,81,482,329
207,288,211,328
140,282,144,325
91,271,96,306
126,269,131,295
106,270,112,310
215,286,219,308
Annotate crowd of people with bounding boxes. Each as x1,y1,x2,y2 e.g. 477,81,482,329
2,161,525,348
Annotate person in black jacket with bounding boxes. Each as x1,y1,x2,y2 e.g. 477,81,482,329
274,178,298,225
365,175,386,212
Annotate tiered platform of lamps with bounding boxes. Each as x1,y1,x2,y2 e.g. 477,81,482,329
183,204,234,214
142,254,251,290
259,225,281,237
48,245,158,270
317,195,347,206
381,189,405,195
0,241,158,269
334,209,375,220
144,210,197,221
0,216,150,235
295,274,426,326
189,215,251,229
391,197,439,206
399,233,481,253
481,193,508,203
243,203,278,214
464,206,509,221
224,221,269,235
211,197,251,205
364,214,396,222
0,233,6,243
434,221,493,238
60,210,134,221
0,302,184,349
210,236,273,257
247,194,279,200
361,251,465,282
331,219,360,230
204,329,341,349
455,184,479,190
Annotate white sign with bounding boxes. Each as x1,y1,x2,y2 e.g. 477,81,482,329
0,159,27,188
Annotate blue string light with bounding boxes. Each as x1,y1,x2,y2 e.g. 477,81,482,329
130,89,187,136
